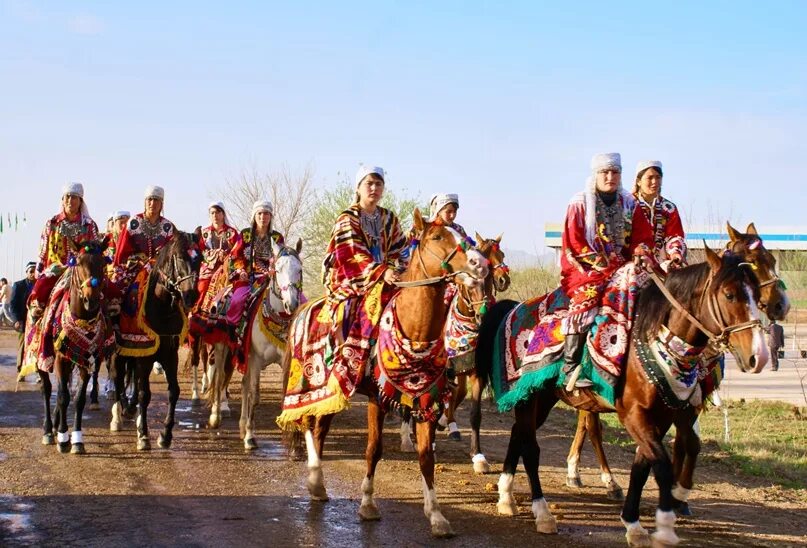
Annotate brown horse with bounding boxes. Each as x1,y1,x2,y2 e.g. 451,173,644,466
438,233,510,475
38,240,111,454
476,247,768,545
564,222,789,507
281,210,491,538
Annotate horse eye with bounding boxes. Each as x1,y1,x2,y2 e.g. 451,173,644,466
725,292,735,302
432,235,442,241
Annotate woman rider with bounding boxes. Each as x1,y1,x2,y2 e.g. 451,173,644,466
632,160,686,270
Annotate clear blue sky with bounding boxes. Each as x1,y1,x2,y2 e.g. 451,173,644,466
1,1,805,277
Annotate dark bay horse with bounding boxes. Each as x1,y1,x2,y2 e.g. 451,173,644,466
563,222,790,507
281,210,491,538
476,247,768,545
111,230,201,450
38,241,111,454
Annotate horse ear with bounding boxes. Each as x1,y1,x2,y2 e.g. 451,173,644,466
495,232,503,244
475,231,483,244
412,208,425,233
704,241,721,271
726,222,741,242
295,238,303,254
746,222,758,236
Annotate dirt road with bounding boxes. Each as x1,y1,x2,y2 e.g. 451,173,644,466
1,330,804,547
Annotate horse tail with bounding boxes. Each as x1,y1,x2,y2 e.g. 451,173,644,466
475,299,518,389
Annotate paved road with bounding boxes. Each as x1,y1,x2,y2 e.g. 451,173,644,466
721,357,807,406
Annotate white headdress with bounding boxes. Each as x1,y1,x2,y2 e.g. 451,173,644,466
208,201,231,227
251,200,273,222
355,165,385,187
61,182,90,219
428,193,459,222
581,153,633,247
635,160,663,177
113,210,131,220
144,185,165,200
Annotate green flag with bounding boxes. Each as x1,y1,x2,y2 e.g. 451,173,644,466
0,215,4,233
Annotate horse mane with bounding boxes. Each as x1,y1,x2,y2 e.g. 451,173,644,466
634,254,751,341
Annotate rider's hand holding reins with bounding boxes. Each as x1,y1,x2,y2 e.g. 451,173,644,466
383,267,400,285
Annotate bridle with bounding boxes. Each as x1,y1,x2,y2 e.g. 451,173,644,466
726,239,784,291
648,266,762,355
480,238,510,293
265,247,303,316
155,247,197,308
67,245,104,315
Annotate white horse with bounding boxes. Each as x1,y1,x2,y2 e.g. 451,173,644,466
208,238,303,450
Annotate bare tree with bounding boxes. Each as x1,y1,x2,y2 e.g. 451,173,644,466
215,162,317,247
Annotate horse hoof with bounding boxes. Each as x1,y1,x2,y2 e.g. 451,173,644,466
607,486,625,501
626,528,652,547
289,446,305,462
71,443,86,455
58,442,70,454
123,407,137,420
675,502,692,517
358,503,381,521
472,460,491,475
448,431,461,441
536,515,558,534
208,415,221,429
496,500,518,516
89,402,101,411
191,398,202,407
244,438,258,451
110,420,123,432
307,478,329,502
137,437,151,451
566,476,583,488
651,530,680,547
158,433,172,449
400,440,416,453
430,518,455,538
42,433,55,445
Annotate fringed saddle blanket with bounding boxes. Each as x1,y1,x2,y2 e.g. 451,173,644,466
492,263,647,410
278,282,389,429
118,266,159,357
444,292,480,375
635,325,723,409
374,294,450,422
22,270,71,375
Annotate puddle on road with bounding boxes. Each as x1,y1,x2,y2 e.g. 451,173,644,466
0,495,39,544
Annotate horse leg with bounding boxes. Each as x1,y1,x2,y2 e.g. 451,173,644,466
518,394,558,534
124,358,138,419
566,410,588,488
468,372,490,474
158,344,180,449
399,409,415,453
135,359,152,451
55,359,72,453
417,420,454,538
358,399,385,521
40,370,55,445
207,344,225,429
587,412,624,500
671,409,700,517
305,415,333,501
71,367,91,454
190,337,202,405
88,361,100,410
110,354,126,431
201,344,212,394
242,349,262,450
620,414,677,547
497,421,522,516
446,374,465,441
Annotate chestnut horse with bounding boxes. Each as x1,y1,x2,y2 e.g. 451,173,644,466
563,222,790,507
476,247,768,545
281,211,490,538
38,240,111,454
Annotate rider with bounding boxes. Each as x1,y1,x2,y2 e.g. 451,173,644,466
104,210,131,262
632,160,687,270
225,200,284,324
560,153,653,389
30,182,100,317
428,193,467,237
194,201,239,315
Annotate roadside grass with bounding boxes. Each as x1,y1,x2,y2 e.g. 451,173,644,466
578,400,807,493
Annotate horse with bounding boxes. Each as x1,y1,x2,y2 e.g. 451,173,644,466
405,233,510,476
207,238,303,450
475,246,768,545
189,336,213,405
563,222,790,506
109,230,201,450
38,240,112,454
280,210,491,538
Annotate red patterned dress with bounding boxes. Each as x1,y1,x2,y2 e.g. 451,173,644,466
193,223,240,314
224,227,285,324
634,195,687,267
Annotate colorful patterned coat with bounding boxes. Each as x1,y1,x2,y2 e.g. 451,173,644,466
36,212,100,277
199,224,240,282
114,214,175,266
229,228,284,283
634,195,687,262
560,192,654,321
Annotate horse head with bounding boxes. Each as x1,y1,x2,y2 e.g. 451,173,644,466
702,244,769,373
269,237,304,316
154,227,202,310
476,231,510,293
410,208,491,318
69,239,108,317
726,222,790,321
